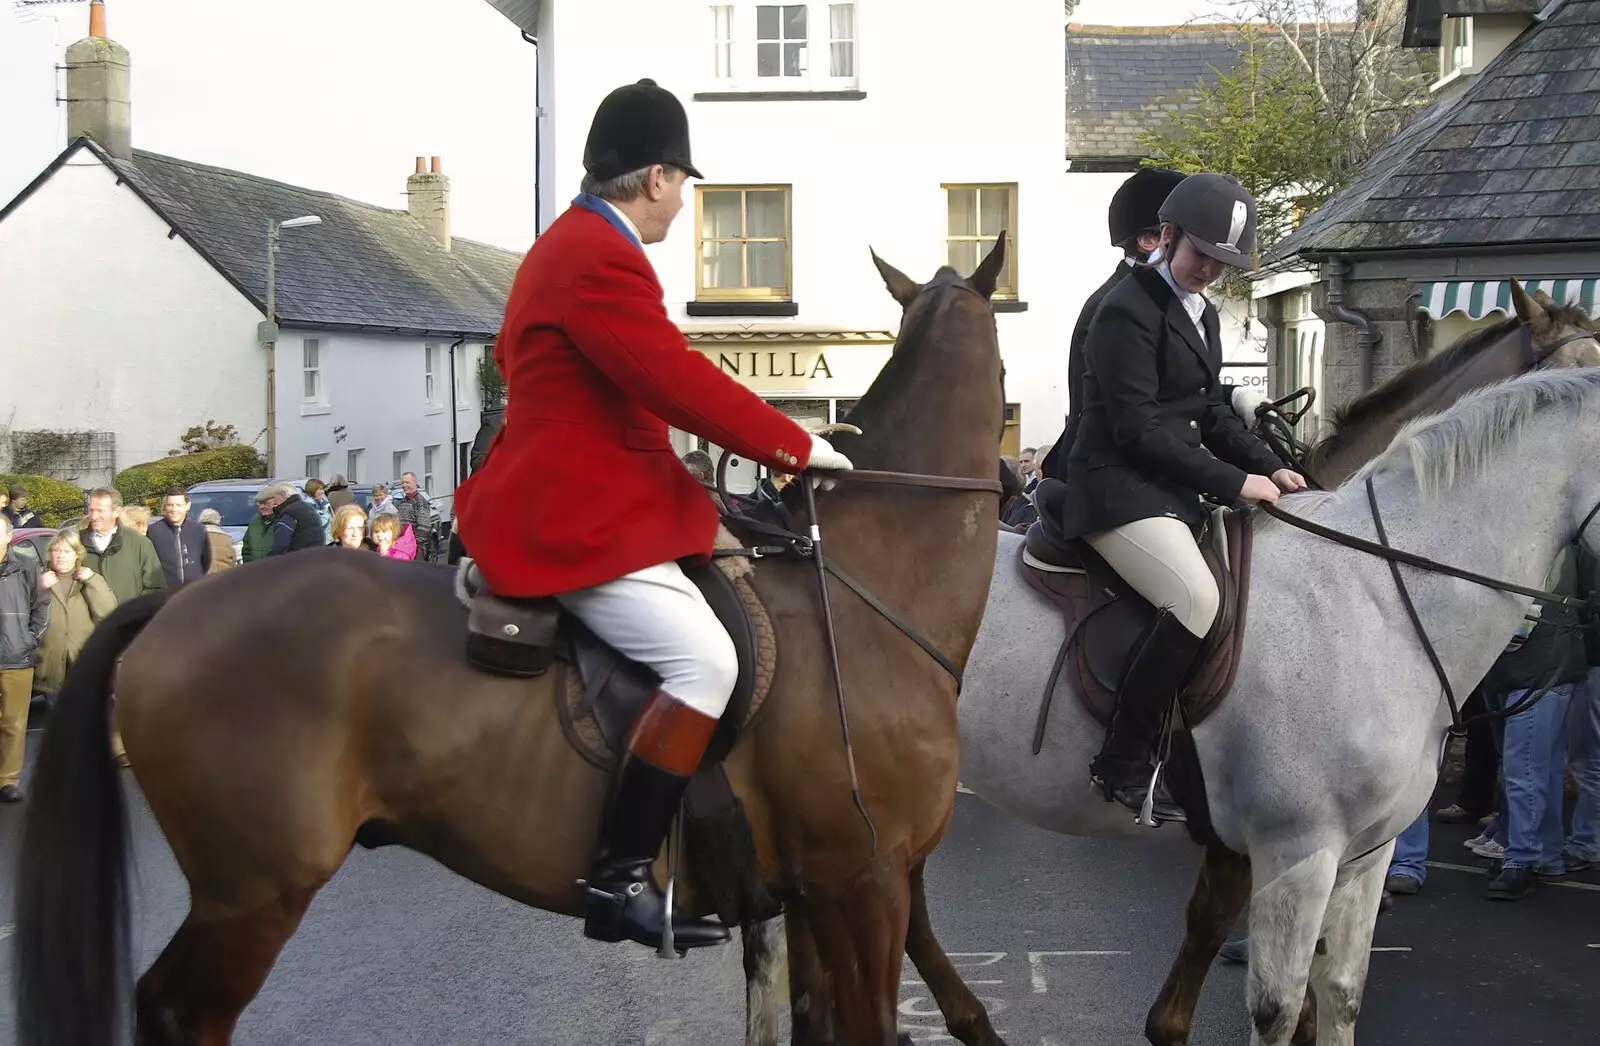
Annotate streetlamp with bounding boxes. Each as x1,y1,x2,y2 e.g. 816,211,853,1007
257,214,323,475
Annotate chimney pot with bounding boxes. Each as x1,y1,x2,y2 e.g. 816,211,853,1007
88,0,106,40
414,156,425,174
430,156,442,174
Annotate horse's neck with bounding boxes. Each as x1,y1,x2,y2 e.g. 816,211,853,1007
1341,422,1580,684
845,368,999,479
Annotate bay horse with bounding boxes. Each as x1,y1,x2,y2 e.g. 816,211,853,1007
740,283,1600,1045
11,241,1008,1046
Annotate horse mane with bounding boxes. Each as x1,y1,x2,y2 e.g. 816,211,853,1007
1312,302,1594,461
1346,366,1600,496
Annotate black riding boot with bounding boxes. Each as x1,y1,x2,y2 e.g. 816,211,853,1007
1090,609,1202,823
582,691,731,951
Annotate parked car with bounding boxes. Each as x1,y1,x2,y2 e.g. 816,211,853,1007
185,477,375,559
5,526,59,566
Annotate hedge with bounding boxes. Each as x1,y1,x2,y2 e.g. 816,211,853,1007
0,474,86,528
114,444,266,506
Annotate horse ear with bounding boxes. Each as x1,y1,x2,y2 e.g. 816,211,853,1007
1510,278,1553,334
969,233,1007,301
870,249,920,308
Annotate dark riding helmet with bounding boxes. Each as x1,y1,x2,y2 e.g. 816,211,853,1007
1157,172,1258,269
583,78,704,182
1108,168,1187,248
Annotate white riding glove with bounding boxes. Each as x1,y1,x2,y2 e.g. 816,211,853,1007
806,433,854,490
1230,385,1268,421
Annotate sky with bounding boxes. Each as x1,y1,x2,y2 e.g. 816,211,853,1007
0,0,539,249
0,0,1226,251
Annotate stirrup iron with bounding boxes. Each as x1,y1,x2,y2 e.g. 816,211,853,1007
1137,761,1163,828
657,808,685,959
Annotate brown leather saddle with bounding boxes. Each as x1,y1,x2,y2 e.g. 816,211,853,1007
455,556,781,926
456,558,775,774
1020,478,1254,732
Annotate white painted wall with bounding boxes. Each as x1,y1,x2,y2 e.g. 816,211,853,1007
278,332,490,512
545,0,1078,448
0,155,265,485
0,151,494,509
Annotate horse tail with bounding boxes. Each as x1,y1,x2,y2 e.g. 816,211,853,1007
13,590,172,1046
742,916,789,1046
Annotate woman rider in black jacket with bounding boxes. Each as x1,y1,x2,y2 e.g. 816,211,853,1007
1059,173,1306,820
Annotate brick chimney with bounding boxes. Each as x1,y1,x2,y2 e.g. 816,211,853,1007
407,156,451,251
65,1,132,160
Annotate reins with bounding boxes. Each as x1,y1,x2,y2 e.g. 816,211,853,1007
1251,322,1600,734
1260,479,1600,735
708,443,1003,854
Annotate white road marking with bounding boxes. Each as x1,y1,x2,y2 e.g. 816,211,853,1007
1370,946,1412,952
1426,860,1600,891
1027,950,1130,993
956,783,974,794
945,951,1006,966
902,979,1003,986
0,923,11,941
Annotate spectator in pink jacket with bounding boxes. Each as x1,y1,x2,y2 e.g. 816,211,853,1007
368,514,416,561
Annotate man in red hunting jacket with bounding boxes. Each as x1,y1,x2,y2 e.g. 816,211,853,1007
453,79,853,952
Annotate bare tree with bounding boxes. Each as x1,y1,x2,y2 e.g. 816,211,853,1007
1208,1,1432,182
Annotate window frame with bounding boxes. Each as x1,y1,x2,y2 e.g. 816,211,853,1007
707,1,860,91
302,338,323,404
346,448,363,484
942,182,1019,300
424,343,441,407
423,445,439,493
392,450,410,482
305,453,327,481
694,184,794,302
1437,15,1473,84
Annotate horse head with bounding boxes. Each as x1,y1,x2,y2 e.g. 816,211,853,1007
832,237,1007,478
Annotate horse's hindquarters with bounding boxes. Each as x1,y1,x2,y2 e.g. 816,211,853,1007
957,534,1185,844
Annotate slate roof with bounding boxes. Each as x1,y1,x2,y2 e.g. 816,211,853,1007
1066,24,1254,163
1271,0,1600,262
2,138,521,337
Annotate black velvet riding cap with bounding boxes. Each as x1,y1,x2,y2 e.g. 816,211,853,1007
1107,168,1187,247
582,79,704,182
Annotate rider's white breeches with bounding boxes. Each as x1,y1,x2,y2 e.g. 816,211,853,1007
1085,516,1218,639
556,561,737,718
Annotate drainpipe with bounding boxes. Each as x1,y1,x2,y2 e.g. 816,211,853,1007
521,29,541,236
1325,257,1382,391
448,336,466,495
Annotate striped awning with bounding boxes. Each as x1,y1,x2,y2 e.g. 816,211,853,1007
1420,279,1600,321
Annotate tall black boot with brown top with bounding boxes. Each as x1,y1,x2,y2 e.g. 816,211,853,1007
581,690,731,950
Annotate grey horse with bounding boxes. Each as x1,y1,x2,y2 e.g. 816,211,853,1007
956,366,1600,1044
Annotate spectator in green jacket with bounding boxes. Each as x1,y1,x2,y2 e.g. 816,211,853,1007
241,499,275,563
76,487,163,769
77,488,165,604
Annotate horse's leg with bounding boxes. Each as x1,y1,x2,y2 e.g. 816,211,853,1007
1244,850,1338,1046
785,905,838,1046
800,860,913,1046
742,917,787,1046
134,889,315,1046
1144,843,1251,1046
904,859,1006,1046
1305,842,1392,1046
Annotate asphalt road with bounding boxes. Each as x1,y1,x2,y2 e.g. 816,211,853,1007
1,743,1597,1045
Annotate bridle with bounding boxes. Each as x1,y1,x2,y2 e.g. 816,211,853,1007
706,275,1006,852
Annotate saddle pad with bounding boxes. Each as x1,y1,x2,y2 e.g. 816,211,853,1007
1017,513,1254,732
556,565,778,772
